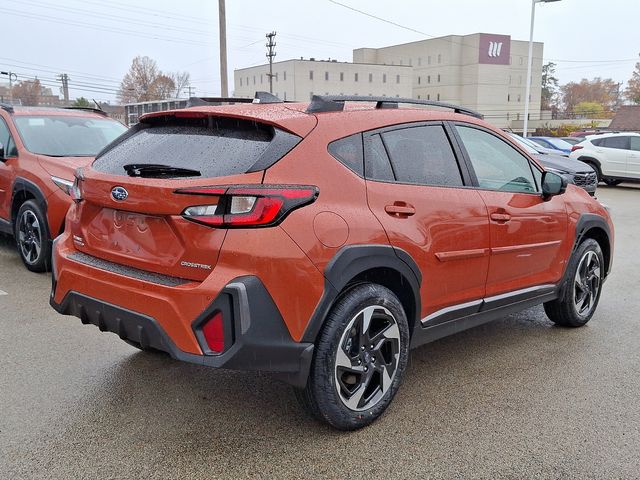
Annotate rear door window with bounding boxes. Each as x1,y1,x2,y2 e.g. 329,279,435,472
94,117,299,178
364,134,395,182
601,136,630,150
380,125,463,186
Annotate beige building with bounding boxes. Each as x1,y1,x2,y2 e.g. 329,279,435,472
234,59,412,102
233,33,543,130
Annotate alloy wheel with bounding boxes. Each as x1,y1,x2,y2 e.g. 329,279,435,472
18,210,42,266
573,250,601,317
334,305,401,411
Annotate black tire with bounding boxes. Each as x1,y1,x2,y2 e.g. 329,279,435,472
296,283,410,430
581,160,602,183
603,178,622,186
14,200,51,273
544,238,604,327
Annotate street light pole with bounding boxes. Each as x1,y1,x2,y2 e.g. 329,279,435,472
523,0,561,137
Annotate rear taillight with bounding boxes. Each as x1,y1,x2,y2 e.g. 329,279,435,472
202,311,225,353
176,184,319,228
571,145,583,152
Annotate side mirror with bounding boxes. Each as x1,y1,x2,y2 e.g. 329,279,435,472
542,171,567,198
0,142,5,162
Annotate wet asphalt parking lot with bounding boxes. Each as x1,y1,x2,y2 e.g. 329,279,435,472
1,185,639,479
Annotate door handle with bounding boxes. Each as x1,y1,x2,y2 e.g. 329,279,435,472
385,203,416,217
490,212,511,222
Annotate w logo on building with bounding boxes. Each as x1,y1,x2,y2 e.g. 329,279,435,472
488,41,503,58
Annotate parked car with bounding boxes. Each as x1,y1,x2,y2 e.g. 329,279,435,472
0,104,127,271
507,133,597,195
528,136,573,155
561,136,585,146
569,132,640,186
50,94,614,430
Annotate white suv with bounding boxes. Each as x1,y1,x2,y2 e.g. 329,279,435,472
569,132,640,186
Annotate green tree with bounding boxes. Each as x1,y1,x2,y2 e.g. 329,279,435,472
73,97,91,107
541,62,559,110
574,101,605,118
625,62,640,104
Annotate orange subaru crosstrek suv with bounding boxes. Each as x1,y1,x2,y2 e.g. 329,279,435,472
50,94,614,430
0,104,126,271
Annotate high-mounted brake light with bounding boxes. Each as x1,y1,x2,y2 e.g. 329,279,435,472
176,184,319,228
571,145,583,152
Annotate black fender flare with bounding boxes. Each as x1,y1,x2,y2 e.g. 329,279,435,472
11,177,48,222
574,213,613,276
301,244,422,343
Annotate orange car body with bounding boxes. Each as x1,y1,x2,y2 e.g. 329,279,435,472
50,100,614,386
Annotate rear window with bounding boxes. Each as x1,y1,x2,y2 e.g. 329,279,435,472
93,116,299,178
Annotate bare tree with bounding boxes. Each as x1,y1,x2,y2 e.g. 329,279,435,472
171,71,191,98
152,74,176,100
118,56,160,104
118,56,192,103
12,80,42,106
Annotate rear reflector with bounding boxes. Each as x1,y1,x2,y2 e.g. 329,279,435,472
176,184,319,228
202,311,225,353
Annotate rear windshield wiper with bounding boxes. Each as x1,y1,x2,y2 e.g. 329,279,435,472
123,164,201,178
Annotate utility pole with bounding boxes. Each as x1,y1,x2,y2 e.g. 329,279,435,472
266,32,277,94
187,85,195,97
1,71,18,104
57,74,70,104
218,0,228,97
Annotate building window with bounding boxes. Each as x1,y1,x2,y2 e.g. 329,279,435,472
519,75,522,85
428,56,431,65
240,77,243,86
310,91,313,99
509,75,512,84
519,57,524,65
399,59,403,65
437,74,441,83
383,73,386,83
325,71,329,81
355,73,358,82
253,76,256,85
427,75,431,84
437,93,440,101
260,74,263,84
418,76,421,84
340,72,344,81
438,54,442,64
396,75,400,84
246,77,249,85
427,94,430,100
508,94,511,102
517,94,521,102
369,73,373,82
284,92,287,101
284,71,287,81
309,70,314,80
418,57,422,66
275,73,278,82
417,95,421,99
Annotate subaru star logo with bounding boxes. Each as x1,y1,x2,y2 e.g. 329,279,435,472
111,186,128,201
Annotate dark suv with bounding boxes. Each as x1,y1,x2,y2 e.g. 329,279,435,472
51,95,614,430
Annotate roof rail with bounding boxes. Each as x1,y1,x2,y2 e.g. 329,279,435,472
306,95,483,119
187,91,283,108
0,102,14,114
63,106,108,116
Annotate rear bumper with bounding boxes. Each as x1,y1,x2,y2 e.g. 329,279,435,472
50,237,314,387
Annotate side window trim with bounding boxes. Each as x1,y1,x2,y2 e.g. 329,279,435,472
449,121,543,194
363,120,472,187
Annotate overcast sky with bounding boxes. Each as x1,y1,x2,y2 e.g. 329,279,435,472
2,0,638,102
